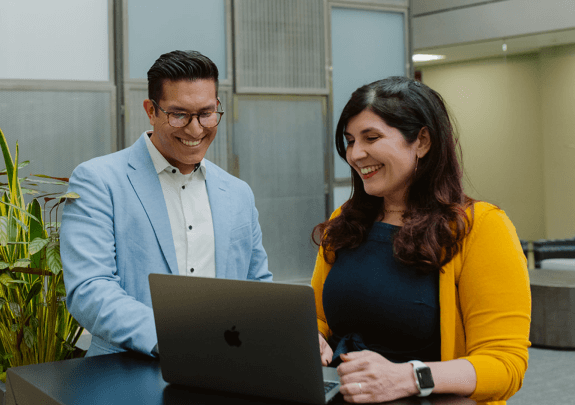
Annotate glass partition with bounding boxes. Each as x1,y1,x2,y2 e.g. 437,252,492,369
233,96,327,282
0,1,109,81
127,0,227,81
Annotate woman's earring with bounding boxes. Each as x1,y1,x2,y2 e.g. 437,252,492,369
414,155,419,175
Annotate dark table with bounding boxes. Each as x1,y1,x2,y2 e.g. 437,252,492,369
5,352,475,405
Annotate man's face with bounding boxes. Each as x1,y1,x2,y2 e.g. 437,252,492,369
144,79,218,174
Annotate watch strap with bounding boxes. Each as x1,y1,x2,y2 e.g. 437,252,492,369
408,360,434,397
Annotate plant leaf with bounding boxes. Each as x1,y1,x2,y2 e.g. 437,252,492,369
0,129,15,188
29,237,49,255
6,215,18,244
13,259,30,268
0,273,27,287
59,192,79,200
46,239,62,274
29,316,39,329
25,282,43,307
0,216,7,246
27,199,45,269
0,160,31,175
10,324,18,333
27,199,43,232
32,174,70,182
12,215,28,233
20,187,39,196
44,222,61,232
24,178,69,187
56,277,67,296
0,262,8,270
0,200,40,223
8,302,21,317
16,258,30,266
23,326,35,349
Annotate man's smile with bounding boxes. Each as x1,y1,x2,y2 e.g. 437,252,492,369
178,137,201,147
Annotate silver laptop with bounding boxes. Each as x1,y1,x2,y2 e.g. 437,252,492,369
149,274,341,404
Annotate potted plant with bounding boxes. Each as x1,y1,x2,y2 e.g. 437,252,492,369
0,127,84,383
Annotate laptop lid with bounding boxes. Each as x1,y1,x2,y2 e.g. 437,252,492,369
149,274,338,404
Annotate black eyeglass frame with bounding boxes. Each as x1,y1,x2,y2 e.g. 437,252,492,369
151,98,224,129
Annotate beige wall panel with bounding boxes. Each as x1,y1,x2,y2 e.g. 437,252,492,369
413,0,575,49
539,44,575,239
420,55,545,240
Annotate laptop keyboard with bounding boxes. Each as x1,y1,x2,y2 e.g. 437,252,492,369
324,381,338,394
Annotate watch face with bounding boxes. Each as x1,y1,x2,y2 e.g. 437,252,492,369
416,368,435,389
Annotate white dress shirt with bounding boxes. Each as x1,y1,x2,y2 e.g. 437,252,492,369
145,132,216,277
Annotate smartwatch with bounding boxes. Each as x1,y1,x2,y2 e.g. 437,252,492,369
408,360,435,397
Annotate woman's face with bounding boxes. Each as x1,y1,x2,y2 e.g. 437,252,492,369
344,109,423,203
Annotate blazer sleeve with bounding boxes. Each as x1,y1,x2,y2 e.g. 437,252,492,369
246,185,272,282
458,207,531,402
61,162,158,356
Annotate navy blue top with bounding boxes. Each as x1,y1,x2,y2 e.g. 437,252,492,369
322,222,441,364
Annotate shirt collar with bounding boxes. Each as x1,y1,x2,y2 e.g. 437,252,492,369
144,131,207,178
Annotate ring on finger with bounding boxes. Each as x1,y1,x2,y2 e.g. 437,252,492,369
357,382,362,394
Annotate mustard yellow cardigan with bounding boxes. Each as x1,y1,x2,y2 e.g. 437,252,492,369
311,202,531,405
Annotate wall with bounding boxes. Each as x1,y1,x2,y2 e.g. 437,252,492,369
421,44,575,240
419,53,545,240
539,44,575,239
412,0,575,49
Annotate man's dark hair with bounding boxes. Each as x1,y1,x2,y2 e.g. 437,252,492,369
147,50,219,112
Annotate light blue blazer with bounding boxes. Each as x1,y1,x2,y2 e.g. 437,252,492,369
61,133,272,357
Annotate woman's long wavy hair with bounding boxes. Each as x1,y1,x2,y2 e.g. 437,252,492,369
314,77,474,273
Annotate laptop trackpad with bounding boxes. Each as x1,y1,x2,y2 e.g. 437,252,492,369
322,366,340,383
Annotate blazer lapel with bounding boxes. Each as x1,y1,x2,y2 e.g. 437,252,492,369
205,161,231,278
126,134,178,274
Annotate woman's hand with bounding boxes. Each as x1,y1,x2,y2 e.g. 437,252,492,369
337,351,416,403
318,333,333,366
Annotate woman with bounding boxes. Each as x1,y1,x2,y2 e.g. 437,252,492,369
311,77,530,404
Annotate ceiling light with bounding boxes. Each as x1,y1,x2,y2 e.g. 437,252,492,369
412,54,446,62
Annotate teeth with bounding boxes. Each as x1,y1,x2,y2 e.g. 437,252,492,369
360,165,383,175
180,138,201,147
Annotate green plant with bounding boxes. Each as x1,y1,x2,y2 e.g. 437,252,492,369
0,127,84,381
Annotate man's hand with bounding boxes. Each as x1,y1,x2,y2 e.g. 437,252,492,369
319,333,333,366
337,351,416,403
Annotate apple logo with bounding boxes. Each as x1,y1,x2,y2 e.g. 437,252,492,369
224,326,242,347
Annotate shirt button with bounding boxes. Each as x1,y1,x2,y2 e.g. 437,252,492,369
172,169,176,174
190,268,195,273
188,225,192,230
182,185,185,189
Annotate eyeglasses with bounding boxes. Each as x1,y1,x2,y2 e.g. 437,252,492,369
151,99,224,128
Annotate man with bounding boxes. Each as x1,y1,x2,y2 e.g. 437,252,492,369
61,50,272,357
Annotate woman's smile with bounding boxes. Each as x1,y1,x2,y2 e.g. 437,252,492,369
360,164,384,179
345,109,419,200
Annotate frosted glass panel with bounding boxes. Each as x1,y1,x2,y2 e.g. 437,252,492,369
126,88,151,147
333,186,352,210
0,1,109,80
0,90,113,188
202,91,229,172
233,97,326,282
234,0,326,93
331,8,406,179
128,0,227,80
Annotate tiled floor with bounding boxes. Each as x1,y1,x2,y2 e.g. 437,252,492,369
507,346,575,404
